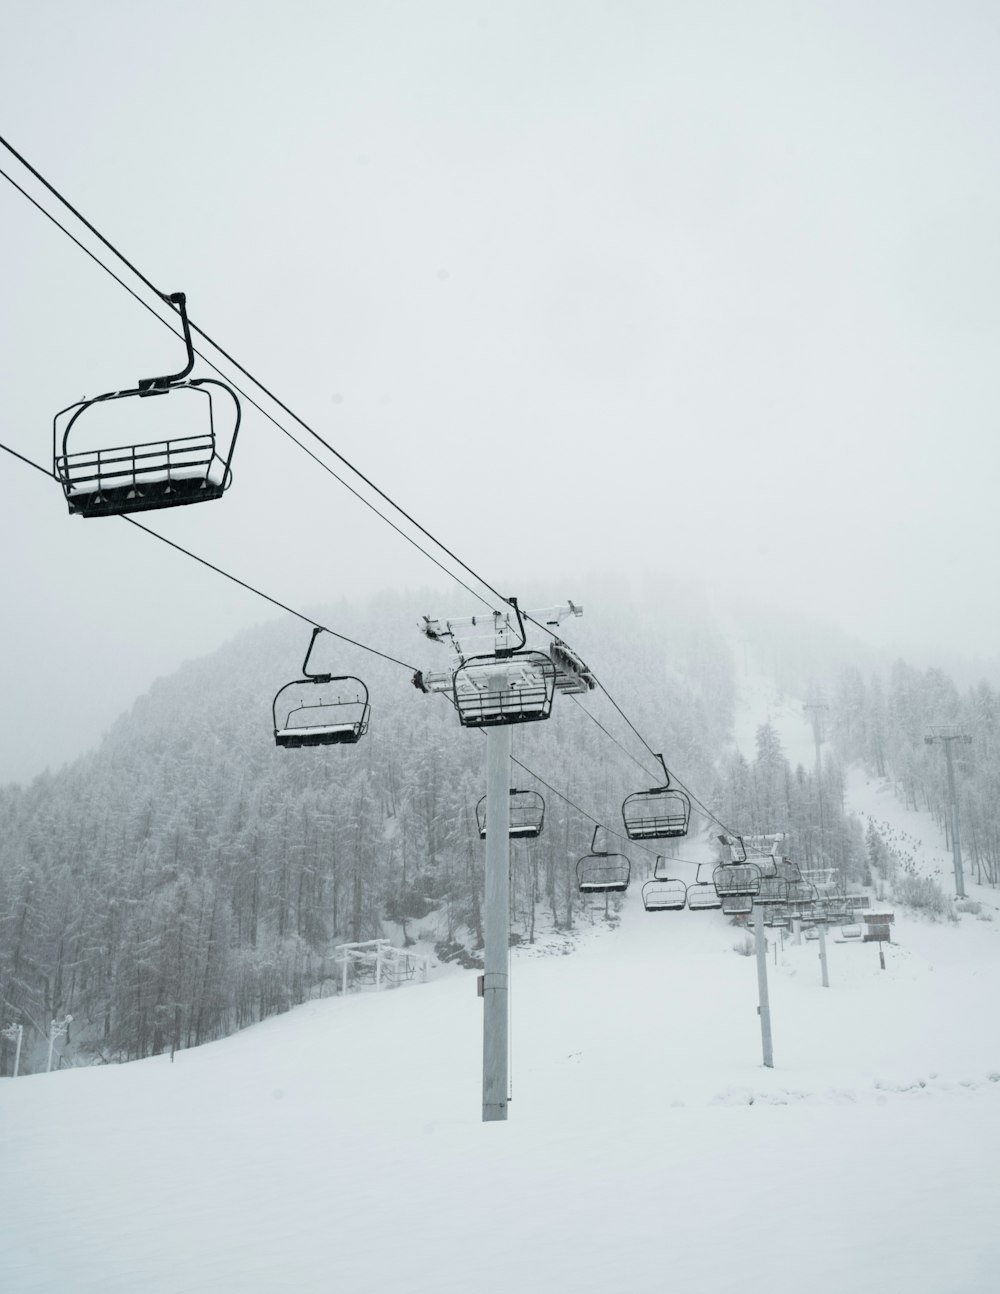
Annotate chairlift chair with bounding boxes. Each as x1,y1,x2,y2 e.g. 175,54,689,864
272,628,370,748
712,862,762,899
686,863,723,910
775,858,802,883
475,788,545,840
754,875,788,906
451,599,556,728
763,905,790,928
547,639,596,694
722,895,754,916
622,755,691,839
576,826,630,894
783,880,819,919
53,293,241,517
641,878,688,913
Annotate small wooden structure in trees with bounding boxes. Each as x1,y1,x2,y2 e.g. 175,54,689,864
332,940,431,994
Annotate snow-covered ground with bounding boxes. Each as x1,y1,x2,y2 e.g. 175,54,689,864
5,667,1000,1293
849,767,1000,911
4,879,1000,1293
730,658,818,772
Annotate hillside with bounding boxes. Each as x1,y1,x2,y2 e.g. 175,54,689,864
0,581,736,1072
3,639,1000,1291
3,815,999,1294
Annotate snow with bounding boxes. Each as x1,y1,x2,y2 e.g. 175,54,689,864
4,666,1000,1293
276,722,357,738
730,661,820,772
3,882,1000,1293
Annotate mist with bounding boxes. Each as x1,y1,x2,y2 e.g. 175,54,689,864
1,0,998,785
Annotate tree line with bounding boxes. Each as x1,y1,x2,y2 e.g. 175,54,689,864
829,660,1000,888
0,583,736,1073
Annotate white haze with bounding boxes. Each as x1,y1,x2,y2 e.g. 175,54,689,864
1,0,998,784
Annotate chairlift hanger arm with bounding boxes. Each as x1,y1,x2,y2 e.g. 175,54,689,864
138,291,195,392
497,596,527,657
302,626,333,682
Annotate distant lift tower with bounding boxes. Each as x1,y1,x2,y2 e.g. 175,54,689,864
414,597,589,1122
924,727,972,899
802,701,829,862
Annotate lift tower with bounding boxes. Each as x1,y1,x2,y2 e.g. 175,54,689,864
924,727,972,900
414,599,589,1121
803,701,829,863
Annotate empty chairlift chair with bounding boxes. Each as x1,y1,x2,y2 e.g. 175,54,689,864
774,857,802,883
272,628,370,748
755,864,791,926
53,293,241,517
686,864,722,911
712,862,762,899
451,599,556,728
713,861,762,916
821,898,850,924
722,895,754,916
641,878,688,913
576,826,631,894
783,880,819,920
476,788,545,840
754,875,788,908
621,755,691,840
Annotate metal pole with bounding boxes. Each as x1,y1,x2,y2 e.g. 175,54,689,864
817,922,830,988
2,1024,22,1078
753,902,774,1068
483,725,512,1121
925,732,969,900
804,703,829,868
944,741,966,899
46,1021,56,1074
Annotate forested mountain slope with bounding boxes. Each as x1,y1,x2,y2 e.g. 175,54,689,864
0,580,735,1071
7,571,998,1078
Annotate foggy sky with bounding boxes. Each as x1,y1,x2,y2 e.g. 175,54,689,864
1,1,998,784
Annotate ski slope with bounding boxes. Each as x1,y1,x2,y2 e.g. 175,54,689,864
5,662,1000,1293
3,884,1000,1294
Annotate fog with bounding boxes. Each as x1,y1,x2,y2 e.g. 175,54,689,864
1,0,998,784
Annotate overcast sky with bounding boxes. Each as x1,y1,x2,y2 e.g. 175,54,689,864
1,1,998,784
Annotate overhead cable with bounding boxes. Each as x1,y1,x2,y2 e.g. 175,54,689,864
0,133,509,614
0,134,738,838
